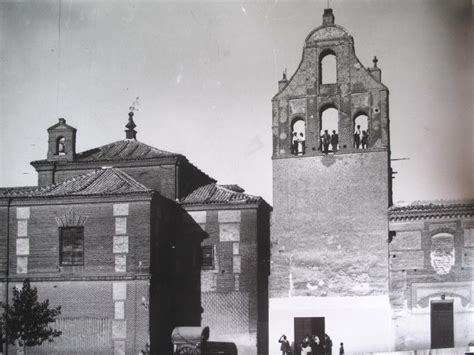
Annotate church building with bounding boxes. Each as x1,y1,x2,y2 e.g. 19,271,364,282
269,8,473,354
0,112,271,354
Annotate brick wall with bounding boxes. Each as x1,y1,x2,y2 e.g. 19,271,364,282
148,196,203,353
6,279,149,354
7,200,151,276
389,217,474,350
186,205,270,355
1,198,152,354
0,206,10,278
36,158,214,201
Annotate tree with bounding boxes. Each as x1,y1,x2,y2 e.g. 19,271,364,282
0,279,62,354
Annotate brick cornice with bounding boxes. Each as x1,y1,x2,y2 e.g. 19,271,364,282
389,201,474,222
7,193,153,206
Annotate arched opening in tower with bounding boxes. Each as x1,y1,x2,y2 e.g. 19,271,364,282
319,51,337,84
354,114,369,149
291,118,306,155
57,137,66,155
320,107,338,154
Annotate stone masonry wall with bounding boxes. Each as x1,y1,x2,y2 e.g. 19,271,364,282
270,151,389,298
272,24,388,159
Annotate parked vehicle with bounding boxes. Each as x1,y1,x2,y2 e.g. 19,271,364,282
172,327,237,355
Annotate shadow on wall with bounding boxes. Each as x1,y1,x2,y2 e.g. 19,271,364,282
149,196,206,354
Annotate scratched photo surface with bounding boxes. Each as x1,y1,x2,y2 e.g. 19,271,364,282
0,1,472,354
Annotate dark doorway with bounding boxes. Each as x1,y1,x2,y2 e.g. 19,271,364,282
294,317,325,354
431,301,454,349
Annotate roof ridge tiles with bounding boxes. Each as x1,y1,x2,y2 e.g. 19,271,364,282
180,182,262,206
2,168,152,198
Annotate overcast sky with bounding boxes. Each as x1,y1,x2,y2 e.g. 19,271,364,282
0,0,472,204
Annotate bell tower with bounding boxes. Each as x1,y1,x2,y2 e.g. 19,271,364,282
269,8,393,353
47,118,76,161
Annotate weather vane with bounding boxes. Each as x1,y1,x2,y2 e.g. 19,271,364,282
129,96,140,113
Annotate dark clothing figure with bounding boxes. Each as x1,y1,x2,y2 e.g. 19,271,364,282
361,130,368,149
322,334,333,355
354,125,361,148
339,343,344,355
291,132,298,155
321,130,331,154
330,131,338,153
279,335,291,355
310,335,322,355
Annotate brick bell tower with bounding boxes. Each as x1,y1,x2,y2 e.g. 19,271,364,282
269,9,393,354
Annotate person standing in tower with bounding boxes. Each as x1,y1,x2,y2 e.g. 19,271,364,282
322,130,331,154
361,130,368,149
291,132,299,155
339,342,344,355
354,125,361,148
330,130,339,153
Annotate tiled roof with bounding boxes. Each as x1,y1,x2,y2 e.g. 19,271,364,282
219,184,245,193
32,139,181,165
0,186,39,197
1,168,152,198
180,184,261,206
389,200,474,221
75,139,180,162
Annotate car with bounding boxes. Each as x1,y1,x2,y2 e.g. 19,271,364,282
172,326,237,355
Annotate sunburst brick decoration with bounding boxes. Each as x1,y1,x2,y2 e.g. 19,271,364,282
55,208,88,227
430,233,455,275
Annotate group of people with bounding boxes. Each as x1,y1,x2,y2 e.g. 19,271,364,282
291,131,306,155
279,333,339,355
320,130,339,154
292,125,370,156
353,125,369,149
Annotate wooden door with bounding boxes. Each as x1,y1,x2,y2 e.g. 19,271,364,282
431,301,454,349
294,317,325,354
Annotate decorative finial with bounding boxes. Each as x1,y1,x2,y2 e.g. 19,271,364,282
373,56,379,68
322,8,335,25
125,97,139,140
283,68,287,81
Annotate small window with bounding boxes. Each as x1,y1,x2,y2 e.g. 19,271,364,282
201,245,214,270
60,227,84,266
57,137,66,155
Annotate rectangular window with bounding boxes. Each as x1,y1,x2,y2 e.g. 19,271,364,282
60,227,84,266
201,245,214,270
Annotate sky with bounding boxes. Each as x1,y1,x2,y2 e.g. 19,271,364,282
0,0,472,204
